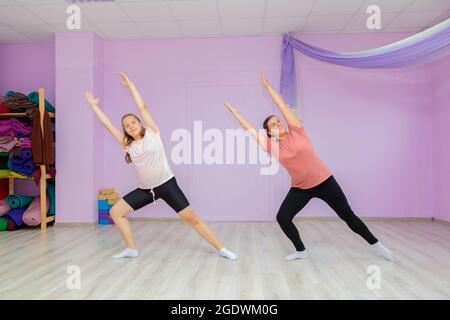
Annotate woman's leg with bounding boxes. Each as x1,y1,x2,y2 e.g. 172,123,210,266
276,188,312,258
314,176,393,260
178,206,237,260
158,177,237,260
313,176,378,244
110,198,137,249
178,206,223,250
110,187,155,259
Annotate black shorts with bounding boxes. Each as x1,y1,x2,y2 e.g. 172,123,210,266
122,177,190,213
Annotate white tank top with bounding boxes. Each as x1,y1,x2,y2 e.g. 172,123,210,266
124,127,174,190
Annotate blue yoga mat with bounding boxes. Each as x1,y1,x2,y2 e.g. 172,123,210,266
23,160,35,173
11,155,26,166
22,149,32,160
7,194,34,209
5,207,27,227
10,162,34,175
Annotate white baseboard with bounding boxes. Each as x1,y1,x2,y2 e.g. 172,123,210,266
52,216,450,227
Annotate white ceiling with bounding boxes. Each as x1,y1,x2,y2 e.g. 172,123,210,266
0,0,449,43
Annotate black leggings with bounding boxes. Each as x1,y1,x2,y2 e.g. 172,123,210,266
276,175,378,251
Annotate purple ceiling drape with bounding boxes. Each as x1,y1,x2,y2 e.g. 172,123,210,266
280,19,450,107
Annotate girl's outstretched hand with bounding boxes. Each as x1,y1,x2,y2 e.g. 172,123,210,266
224,102,237,114
118,72,132,87
85,91,99,106
260,72,270,88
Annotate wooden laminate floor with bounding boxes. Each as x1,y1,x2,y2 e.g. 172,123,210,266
0,219,449,299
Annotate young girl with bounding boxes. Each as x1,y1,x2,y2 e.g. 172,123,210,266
85,72,237,261
224,73,393,262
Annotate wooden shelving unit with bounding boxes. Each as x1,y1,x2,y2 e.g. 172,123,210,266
0,112,55,119
0,88,55,232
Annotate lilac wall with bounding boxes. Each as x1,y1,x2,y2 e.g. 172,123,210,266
0,32,446,222
93,34,105,216
102,32,434,221
102,36,281,220
287,33,434,219
0,42,55,103
431,56,450,222
55,33,104,223
0,42,55,197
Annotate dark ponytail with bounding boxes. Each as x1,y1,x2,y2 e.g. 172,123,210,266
263,115,276,137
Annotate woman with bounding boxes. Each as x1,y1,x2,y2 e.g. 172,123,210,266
85,72,237,261
224,73,393,261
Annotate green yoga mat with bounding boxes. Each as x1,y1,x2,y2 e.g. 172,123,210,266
0,155,8,169
0,217,8,231
47,180,55,215
27,91,55,113
7,194,34,209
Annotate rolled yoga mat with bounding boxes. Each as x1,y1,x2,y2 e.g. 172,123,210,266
0,169,11,178
11,160,34,175
47,180,55,215
0,217,7,231
9,151,34,175
11,164,33,175
0,169,27,179
23,196,50,226
7,194,34,209
0,156,9,169
5,207,27,228
0,199,10,217
23,160,35,174
0,136,17,152
22,149,32,160
7,149,35,175
19,139,31,149
3,170,27,179
27,91,55,113
11,155,26,166
0,180,8,200
7,219,17,231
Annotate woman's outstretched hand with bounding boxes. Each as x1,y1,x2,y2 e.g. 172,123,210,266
118,72,132,87
85,91,99,107
260,72,270,88
224,102,237,114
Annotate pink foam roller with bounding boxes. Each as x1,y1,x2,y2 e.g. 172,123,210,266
0,199,10,217
22,196,50,226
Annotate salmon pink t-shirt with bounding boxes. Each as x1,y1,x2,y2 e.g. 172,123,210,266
267,124,331,189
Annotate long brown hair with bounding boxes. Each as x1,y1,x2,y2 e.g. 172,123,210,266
263,115,276,137
122,113,145,164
